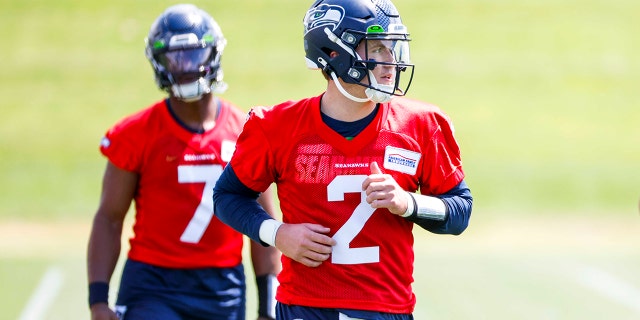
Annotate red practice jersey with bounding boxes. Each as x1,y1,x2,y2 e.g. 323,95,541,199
100,99,246,268
230,94,465,313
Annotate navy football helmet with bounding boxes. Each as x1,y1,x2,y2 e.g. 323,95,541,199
145,4,227,102
303,0,414,103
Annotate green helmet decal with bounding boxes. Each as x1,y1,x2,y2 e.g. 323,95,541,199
366,25,385,33
152,40,166,50
203,34,214,43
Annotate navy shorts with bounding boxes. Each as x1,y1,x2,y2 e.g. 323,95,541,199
276,303,414,320
115,259,246,320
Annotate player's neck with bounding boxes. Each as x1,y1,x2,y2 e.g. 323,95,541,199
168,94,219,132
322,82,376,122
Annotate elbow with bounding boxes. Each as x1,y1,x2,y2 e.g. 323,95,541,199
447,196,472,235
212,181,229,222
450,220,468,235
459,199,473,235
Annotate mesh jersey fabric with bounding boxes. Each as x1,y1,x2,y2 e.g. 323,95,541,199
230,94,464,313
100,98,247,268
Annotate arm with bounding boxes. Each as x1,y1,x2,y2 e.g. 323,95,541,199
214,164,335,268
251,185,281,320
363,162,472,235
406,180,472,235
251,185,281,276
213,164,271,244
87,161,137,320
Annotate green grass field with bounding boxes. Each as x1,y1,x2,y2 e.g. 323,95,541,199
1,0,639,319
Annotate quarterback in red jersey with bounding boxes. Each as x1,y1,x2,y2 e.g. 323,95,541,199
214,0,472,319
87,4,280,320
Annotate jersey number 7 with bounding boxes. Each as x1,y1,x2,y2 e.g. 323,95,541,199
177,164,223,243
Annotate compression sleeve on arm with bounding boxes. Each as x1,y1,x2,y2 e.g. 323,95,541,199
405,180,472,235
213,164,274,246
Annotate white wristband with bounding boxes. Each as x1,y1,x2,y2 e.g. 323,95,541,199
413,193,447,221
401,192,415,217
258,219,283,247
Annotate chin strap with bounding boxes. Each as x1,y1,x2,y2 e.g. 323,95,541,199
364,69,393,103
211,80,228,94
170,76,209,102
316,56,369,103
330,71,370,103
332,68,394,104
171,78,228,102
365,85,393,103
320,27,394,104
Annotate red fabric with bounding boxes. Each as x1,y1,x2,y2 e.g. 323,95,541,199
100,99,247,268
230,95,465,313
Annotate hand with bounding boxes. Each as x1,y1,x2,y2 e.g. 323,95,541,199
362,161,410,216
274,223,336,267
90,303,119,320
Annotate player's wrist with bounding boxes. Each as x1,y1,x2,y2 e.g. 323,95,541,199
402,193,447,221
259,219,283,247
413,193,447,221
401,192,416,217
88,281,109,307
256,274,278,320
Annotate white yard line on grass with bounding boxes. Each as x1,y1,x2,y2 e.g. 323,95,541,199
575,265,640,314
18,266,64,320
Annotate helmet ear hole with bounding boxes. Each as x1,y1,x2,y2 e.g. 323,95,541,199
364,60,376,70
322,64,334,77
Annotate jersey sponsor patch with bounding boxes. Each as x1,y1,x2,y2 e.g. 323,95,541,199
383,146,420,175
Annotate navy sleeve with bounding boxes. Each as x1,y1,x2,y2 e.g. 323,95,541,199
406,180,472,235
213,164,273,246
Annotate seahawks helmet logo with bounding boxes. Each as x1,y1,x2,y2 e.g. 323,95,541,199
303,4,344,33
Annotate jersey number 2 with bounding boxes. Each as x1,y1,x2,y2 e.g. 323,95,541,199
328,175,379,264
177,164,223,243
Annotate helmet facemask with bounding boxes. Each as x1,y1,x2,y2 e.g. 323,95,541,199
158,46,225,102
348,30,414,103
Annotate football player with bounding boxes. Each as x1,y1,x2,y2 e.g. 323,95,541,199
87,4,280,320
213,0,472,319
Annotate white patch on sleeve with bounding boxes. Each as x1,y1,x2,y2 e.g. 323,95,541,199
100,137,110,148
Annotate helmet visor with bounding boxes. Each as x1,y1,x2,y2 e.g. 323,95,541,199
362,39,411,65
158,47,213,80
356,38,414,96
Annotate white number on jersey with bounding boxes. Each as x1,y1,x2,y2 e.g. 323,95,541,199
327,175,379,264
177,164,223,243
